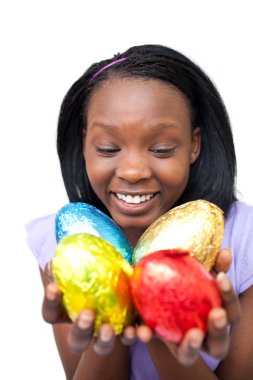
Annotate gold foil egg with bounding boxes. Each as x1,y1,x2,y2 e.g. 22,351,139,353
52,233,134,334
133,200,224,271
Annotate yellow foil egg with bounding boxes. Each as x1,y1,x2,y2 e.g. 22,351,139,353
52,233,134,335
133,200,224,271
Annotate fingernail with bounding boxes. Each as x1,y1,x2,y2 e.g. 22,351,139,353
213,309,227,329
214,316,226,329
78,313,94,329
189,339,201,349
46,284,57,301
217,272,231,292
100,330,113,342
126,330,135,340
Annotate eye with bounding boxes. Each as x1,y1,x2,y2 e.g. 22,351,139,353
95,146,120,156
150,146,176,158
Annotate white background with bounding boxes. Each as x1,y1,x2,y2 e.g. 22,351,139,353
1,1,252,378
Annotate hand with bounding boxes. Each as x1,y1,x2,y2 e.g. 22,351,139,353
136,271,241,366
167,271,240,366
42,282,137,355
41,248,237,360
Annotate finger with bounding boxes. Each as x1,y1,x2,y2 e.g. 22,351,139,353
42,283,69,323
93,324,116,355
175,328,204,366
204,307,229,359
136,325,154,343
44,262,54,282
216,272,241,324
212,248,232,275
68,310,95,354
120,326,137,345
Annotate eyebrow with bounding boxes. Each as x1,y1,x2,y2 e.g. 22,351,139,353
89,122,117,130
89,122,181,132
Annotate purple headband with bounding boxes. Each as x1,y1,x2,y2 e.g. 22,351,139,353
90,57,127,82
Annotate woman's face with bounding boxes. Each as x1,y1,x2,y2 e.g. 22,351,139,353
84,77,200,243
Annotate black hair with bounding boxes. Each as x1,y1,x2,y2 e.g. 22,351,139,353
57,44,237,217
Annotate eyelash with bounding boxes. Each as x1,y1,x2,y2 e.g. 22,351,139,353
95,146,177,158
95,146,120,156
150,147,176,157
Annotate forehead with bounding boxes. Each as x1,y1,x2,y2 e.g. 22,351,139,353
87,77,192,128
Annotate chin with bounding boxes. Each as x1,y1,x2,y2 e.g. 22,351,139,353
115,214,160,232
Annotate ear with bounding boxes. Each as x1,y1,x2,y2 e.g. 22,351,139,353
190,127,201,164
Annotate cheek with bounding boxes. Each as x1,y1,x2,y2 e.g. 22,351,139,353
86,159,104,184
85,155,113,194
158,156,191,188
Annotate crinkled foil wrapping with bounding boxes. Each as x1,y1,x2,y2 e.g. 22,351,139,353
55,202,132,264
130,250,222,343
133,200,224,271
52,233,134,335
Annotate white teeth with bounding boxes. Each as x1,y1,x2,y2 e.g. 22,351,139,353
116,193,154,204
133,195,141,204
126,195,132,203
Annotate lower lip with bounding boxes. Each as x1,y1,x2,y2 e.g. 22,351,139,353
111,193,158,215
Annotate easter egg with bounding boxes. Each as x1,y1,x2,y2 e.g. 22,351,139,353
52,233,134,334
133,200,224,271
130,249,222,343
55,202,132,264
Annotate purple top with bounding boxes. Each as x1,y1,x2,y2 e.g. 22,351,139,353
26,201,253,379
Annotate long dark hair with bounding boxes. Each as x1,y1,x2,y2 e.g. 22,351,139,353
57,44,237,216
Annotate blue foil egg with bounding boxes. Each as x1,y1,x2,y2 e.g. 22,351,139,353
55,202,132,264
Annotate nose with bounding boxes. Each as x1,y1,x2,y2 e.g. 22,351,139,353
115,153,152,183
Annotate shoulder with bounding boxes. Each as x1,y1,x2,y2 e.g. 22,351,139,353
25,214,57,270
223,201,253,294
224,201,253,249
226,201,253,223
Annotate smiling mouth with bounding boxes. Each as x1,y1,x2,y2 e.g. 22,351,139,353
114,193,156,204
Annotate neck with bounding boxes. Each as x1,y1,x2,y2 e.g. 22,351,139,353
123,227,145,250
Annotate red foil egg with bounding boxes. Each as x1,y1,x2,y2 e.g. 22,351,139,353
130,249,222,343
